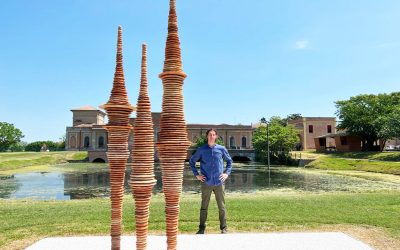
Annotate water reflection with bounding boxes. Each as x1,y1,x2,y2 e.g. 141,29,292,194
1,164,400,200
0,172,70,200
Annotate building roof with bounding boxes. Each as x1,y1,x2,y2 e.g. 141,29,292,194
187,124,252,129
316,131,348,138
288,117,336,123
71,105,106,115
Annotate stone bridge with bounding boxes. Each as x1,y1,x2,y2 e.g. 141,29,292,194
226,149,255,161
89,148,256,163
186,148,255,162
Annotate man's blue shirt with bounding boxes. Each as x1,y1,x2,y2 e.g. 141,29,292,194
189,144,233,186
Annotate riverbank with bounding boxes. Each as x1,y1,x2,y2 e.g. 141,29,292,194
1,191,399,250
0,151,88,174
291,151,400,175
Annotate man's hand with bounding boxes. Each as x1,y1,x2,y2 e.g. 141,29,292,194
196,175,206,182
219,173,228,182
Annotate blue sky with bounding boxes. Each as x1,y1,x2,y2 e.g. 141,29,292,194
1,1,399,143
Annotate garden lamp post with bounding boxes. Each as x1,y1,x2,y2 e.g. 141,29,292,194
267,121,271,186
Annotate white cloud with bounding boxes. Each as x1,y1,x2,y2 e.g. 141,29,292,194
295,40,309,50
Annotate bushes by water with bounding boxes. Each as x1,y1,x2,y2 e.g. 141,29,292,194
25,141,65,152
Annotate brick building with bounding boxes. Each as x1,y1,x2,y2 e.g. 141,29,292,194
288,117,337,150
66,106,255,162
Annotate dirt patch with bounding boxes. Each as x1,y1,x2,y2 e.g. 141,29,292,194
1,236,40,250
309,225,400,250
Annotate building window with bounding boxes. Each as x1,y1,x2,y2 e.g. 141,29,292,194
98,136,104,148
319,138,325,147
340,136,348,145
69,135,77,148
327,125,332,133
241,136,247,148
309,125,313,133
229,136,235,149
84,136,90,148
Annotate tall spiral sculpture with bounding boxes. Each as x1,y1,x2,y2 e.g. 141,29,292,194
129,44,157,250
100,26,135,250
156,0,192,249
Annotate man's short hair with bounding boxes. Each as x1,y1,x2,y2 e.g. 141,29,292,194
206,128,217,136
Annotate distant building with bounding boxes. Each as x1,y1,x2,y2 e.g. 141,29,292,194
314,132,362,152
66,106,255,162
187,124,253,150
288,117,337,150
66,106,107,153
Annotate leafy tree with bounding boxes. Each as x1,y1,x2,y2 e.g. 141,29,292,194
335,92,400,151
252,117,299,164
8,141,28,152
58,134,66,149
282,113,302,125
264,114,302,127
286,113,302,121
25,140,65,152
192,134,224,148
0,122,24,152
260,117,267,124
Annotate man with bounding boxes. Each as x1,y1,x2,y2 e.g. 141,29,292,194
189,128,233,234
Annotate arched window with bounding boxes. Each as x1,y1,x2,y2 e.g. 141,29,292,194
98,136,104,148
69,135,76,148
229,136,235,149
241,136,247,148
84,136,90,148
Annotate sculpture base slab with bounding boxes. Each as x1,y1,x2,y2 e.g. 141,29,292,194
26,232,372,250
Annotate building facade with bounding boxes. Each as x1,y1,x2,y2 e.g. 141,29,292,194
66,106,255,162
288,117,337,150
66,106,108,153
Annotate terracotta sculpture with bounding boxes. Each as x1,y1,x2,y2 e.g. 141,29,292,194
100,26,135,250
129,44,157,250
156,0,191,249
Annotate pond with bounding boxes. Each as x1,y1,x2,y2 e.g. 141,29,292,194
1,162,400,200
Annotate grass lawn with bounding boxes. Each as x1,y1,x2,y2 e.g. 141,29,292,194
306,156,400,175
322,151,400,162
295,150,400,175
1,191,400,250
292,150,400,161
0,151,88,173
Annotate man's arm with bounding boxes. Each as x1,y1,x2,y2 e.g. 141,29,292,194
222,147,233,175
189,148,202,176
189,148,206,182
219,147,233,183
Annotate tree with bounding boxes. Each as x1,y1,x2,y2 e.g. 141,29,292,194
335,92,400,151
281,113,302,125
25,140,65,152
0,122,24,152
191,134,224,148
8,141,28,152
252,117,299,164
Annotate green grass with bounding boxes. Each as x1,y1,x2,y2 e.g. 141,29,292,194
330,151,400,161
306,156,400,175
1,192,400,249
306,151,400,161
0,151,88,172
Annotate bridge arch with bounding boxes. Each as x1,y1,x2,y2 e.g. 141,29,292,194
92,158,106,163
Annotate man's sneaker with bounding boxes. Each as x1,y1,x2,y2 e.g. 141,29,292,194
196,228,205,234
221,228,228,234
